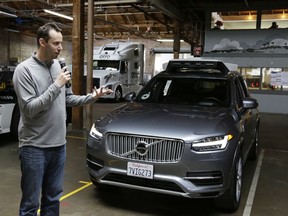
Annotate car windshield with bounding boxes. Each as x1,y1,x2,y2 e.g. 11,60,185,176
136,77,230,107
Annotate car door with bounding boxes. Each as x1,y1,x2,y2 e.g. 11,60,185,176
234,77,255,160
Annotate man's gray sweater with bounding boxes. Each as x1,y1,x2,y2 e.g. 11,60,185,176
13,55,95,148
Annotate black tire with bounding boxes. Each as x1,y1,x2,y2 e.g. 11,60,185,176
114,86,122,102
248,126,259,161
215,154,243,212
10,103,20,141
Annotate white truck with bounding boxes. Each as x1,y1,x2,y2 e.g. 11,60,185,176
0,66,20,139
89,41,145,101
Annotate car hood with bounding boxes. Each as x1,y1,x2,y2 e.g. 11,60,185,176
96,102,236,140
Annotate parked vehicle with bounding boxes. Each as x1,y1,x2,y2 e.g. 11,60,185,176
86,58,260,211
0,66,20,138
87,41,145,101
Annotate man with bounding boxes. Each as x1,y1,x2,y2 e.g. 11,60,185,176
269,21,278,29
13,22,112,216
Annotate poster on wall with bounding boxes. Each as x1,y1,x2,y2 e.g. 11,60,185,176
281,72,288,86
271,71,288,86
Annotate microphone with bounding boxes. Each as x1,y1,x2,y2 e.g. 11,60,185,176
59,58,71,88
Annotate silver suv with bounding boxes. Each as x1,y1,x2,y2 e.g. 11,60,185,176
86,59,260,212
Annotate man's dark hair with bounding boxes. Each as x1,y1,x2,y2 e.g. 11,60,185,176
36,22,62,47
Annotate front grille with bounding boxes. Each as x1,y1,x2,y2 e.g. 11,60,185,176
103,173,184,192
106,133,184,163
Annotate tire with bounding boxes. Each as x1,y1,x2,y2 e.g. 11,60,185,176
248,125,259,161
10,103,20,141
114,87,122,102
215,154,243,212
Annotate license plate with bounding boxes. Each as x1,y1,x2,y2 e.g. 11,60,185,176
127,162,154,179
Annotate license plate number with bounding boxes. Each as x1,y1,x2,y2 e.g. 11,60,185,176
127,162,154,179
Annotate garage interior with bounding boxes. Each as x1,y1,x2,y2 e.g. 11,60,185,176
1,0,288,216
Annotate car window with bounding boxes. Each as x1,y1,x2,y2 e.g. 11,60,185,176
136,77,230,107
239,77,249,97
235,78,246,109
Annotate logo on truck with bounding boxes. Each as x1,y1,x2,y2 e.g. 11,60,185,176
99,54,110,60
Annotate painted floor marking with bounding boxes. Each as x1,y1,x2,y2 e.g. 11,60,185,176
37,181,92,214
60,181,92,201
242,149,265,216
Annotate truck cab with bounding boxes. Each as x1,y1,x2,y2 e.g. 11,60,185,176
90,41,144,101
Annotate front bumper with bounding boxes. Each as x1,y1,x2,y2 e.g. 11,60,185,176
86,134,238,199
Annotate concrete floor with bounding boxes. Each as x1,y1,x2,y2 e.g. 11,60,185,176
0,102,287,216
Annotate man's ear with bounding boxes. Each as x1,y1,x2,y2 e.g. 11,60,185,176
39,38,46,47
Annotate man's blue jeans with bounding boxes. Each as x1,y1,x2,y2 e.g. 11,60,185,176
19,145,66,216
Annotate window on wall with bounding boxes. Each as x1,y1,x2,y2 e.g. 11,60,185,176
211,9,288,30
241,68,261,90
240,67,288,91
211,11,257,30
261,9,288,29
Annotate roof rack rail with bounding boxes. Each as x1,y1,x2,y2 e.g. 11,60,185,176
165,59,237,75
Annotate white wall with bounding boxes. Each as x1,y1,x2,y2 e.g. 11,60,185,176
251,93,288,114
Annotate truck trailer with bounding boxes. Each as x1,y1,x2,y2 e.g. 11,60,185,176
0,66,20,139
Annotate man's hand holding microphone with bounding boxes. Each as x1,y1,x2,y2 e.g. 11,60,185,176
54,58,71,88
55,58,113,99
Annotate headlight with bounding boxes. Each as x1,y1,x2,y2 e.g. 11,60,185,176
191,134,233,152
89,123,103,139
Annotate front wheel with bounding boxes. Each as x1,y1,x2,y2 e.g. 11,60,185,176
248,126,259,161
215,155,243,212
114,87,122,102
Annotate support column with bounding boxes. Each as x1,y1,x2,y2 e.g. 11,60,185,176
173,20,181,59
86,0,94,131
71,0,85,130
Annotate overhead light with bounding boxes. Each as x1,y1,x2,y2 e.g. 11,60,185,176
282,10,286,19
4,28,19,33
248,11,252,20
0,10,17,18
43,9,73,21
157,39,184,42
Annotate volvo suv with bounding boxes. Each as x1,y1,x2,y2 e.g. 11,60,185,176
86,59,260,211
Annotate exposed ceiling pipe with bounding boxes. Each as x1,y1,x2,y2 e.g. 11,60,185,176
132,4,173,28
93,16,145,38
149,0,183,21
56,0,144,7
30,0,55,8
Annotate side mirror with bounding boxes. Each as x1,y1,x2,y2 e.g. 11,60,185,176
243,97,258,109
124,92,136,101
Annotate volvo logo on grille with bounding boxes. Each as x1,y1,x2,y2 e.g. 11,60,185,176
135,141,148,156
